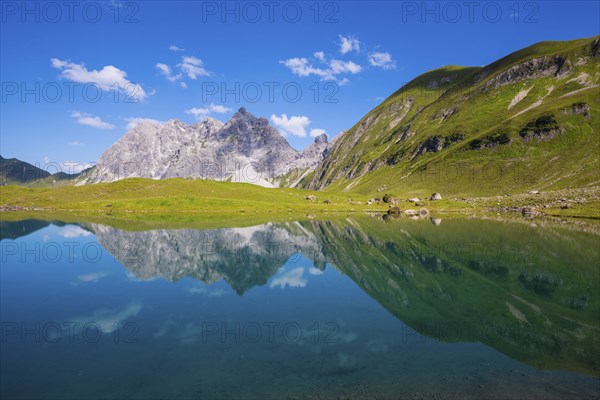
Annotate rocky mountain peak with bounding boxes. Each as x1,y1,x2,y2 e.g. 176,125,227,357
221,108,276,141
293,132,331,173
224,107,257,130
230,107,253,121
313,133,328,144
193,117,224,132
165,119,186,127
132,120,163,131
85,108,329,188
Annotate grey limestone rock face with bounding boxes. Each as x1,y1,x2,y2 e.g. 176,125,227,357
85,108,329,187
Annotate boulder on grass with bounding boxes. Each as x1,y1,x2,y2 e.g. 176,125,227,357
430,192,442,201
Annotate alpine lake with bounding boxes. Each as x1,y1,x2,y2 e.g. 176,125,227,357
1,213,599,399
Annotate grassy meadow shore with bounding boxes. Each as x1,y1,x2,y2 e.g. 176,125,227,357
1,178,599,229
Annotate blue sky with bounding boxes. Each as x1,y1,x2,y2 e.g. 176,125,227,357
1,0,598,172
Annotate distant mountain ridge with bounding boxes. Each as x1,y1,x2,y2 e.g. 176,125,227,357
84,108,330,187
0,155,50,184
0,155,94,188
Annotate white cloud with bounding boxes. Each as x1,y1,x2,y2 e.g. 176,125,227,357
186,107,210,119
155,63,171,75
61,161,93,174
71,111,115,130
310,128,327,138
157,56,211,86
179,322,202,344
208,104,231,113
187,285,207,294
185,104,231,120
280,57,333,80
178,56,210,79
75,272,109,284
155,63,182,82
68,141,84,146
281,36,394,84
169,45,185,52
280,57,361,84
51,58,148,101
339,35,360,54
270,114,311,137
68,302,143,334
330,59,362,74
270,267,307,289
187,284,228,297
309,267,324,275
368,52,396,70
125,117,165,130
59,226,92,238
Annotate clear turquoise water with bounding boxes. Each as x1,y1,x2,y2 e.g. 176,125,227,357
1,217,599,399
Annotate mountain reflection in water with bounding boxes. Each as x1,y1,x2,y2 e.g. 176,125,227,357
1,215,599,399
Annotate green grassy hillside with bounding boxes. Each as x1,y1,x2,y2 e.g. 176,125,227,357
0,155,50,184
303,36,600,198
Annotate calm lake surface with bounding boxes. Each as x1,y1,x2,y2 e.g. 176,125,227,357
1,215,599,399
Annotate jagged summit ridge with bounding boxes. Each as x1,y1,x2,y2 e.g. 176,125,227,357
85,108,329,187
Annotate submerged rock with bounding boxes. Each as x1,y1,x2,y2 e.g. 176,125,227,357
521,206,538,216
387,206,400,215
